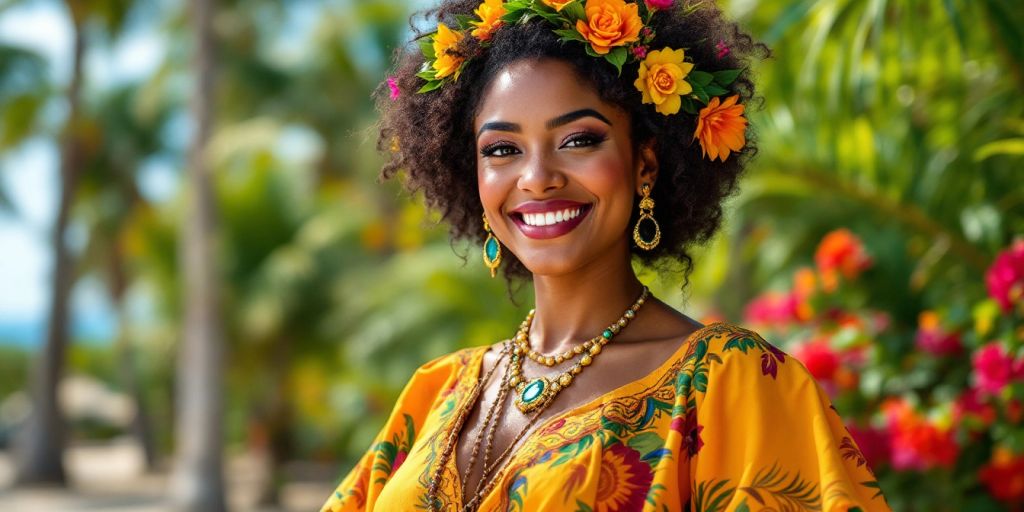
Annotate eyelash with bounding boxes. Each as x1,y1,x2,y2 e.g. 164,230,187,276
479,131,608,157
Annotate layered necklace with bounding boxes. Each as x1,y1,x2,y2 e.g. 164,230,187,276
426,286,651,512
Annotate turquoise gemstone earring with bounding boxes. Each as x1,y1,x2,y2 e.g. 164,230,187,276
482,212,501,278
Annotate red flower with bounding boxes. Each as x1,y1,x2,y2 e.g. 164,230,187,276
795,340,840,382
672,410,704,458
980,448,1024,506
883,399,959,471
986,240,1024,314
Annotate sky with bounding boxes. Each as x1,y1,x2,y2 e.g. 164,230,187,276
0,1,165,347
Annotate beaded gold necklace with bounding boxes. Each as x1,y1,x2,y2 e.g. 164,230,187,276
511,286,649,413
426,286,651,511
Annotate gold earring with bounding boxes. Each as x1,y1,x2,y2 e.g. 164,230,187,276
633,183,660,250
482,213,502,278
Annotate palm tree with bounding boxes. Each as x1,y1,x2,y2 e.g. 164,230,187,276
169,0,226,509
14,0,135,487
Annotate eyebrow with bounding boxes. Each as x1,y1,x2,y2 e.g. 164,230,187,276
476,108,613,138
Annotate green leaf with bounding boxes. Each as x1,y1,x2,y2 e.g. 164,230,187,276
689,79,710,104
704,84,728,96
562,1,587,23
455,14,476,30
416,69,437,80
418,37,435,60
627,432,666,458
605,46,627,74
553,29,586,43
417,80,445,93
974,138,1024,161
584,44,601,58
711,68,742,86
688,70,714,87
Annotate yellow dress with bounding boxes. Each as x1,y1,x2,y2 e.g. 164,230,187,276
320,322,891,511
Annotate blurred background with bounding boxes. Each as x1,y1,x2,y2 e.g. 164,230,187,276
0,0,1021,510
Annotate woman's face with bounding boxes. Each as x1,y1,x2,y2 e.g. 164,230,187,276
475,58,654,277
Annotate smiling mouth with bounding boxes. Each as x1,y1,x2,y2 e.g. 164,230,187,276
510,204,592,239
518,206,585,227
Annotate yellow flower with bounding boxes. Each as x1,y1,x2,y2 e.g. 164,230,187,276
542,0,575,10
471,0,505,41
574,0,642,55
432,23,465,79
694,94,747,162
633,47,693,115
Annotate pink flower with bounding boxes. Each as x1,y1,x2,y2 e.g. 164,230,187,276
645,0,673,9
387,76,400,100
715,40,730,59
846,423,890,469
986,239,1024,313
952,388,997,429
631,45,648,59
973,343,1023,396
743,291,801,328
914,311,963,357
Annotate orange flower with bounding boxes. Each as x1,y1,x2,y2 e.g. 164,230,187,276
471,0,505,41
574,0,642,55
633,47,693,115
814,228,872,289
694,94,747,162
541,0,575,10
431,23,465,79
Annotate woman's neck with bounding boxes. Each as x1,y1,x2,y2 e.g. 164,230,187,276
528,249,644,355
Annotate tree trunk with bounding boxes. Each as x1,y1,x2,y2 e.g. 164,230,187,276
169,0,226,510
14,17,87,487
110,242,158,472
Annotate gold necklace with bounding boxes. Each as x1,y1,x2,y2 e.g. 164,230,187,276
426,286,651,510
510,286,649,413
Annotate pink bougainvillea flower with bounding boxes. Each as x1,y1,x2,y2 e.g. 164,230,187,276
986,239,1024,314
715,39,730,59
952,388,997,429
846,422,891,469
972,342,1023,396
386,76,400,100
645,0,673,9
914,310,963,357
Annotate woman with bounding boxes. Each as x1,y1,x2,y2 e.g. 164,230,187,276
322,0,891,510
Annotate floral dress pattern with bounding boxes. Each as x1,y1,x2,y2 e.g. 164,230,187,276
320,322,891,511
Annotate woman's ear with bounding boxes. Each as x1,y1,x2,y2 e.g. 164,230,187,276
635,139,659,194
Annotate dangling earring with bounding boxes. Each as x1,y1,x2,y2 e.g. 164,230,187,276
633,183,661,250
482,213,502,278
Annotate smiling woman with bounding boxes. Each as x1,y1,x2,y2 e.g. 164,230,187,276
321,1,892,511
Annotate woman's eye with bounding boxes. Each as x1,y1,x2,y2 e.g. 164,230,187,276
562,132,606,149
481,142,519,157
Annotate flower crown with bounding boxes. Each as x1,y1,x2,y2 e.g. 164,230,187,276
411,0,748,162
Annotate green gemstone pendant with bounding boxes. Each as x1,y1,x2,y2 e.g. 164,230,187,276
515,377,549,413
482,233,501,278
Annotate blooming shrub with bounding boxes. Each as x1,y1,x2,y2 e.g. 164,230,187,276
743,230,1024,510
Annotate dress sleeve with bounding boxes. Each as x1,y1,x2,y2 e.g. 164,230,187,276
319,352,460,512
689,327,891,512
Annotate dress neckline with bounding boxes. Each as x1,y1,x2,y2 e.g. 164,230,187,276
446,321,732,508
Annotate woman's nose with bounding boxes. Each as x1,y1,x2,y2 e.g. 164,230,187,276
516,150,566,194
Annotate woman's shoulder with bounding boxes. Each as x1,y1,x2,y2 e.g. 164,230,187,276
678,321,802,383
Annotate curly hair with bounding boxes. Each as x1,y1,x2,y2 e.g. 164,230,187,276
375,0,769,285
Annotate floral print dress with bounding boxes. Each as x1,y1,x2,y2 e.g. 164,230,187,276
320,322,891,511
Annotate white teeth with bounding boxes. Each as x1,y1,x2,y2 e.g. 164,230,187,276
521,207,583,227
